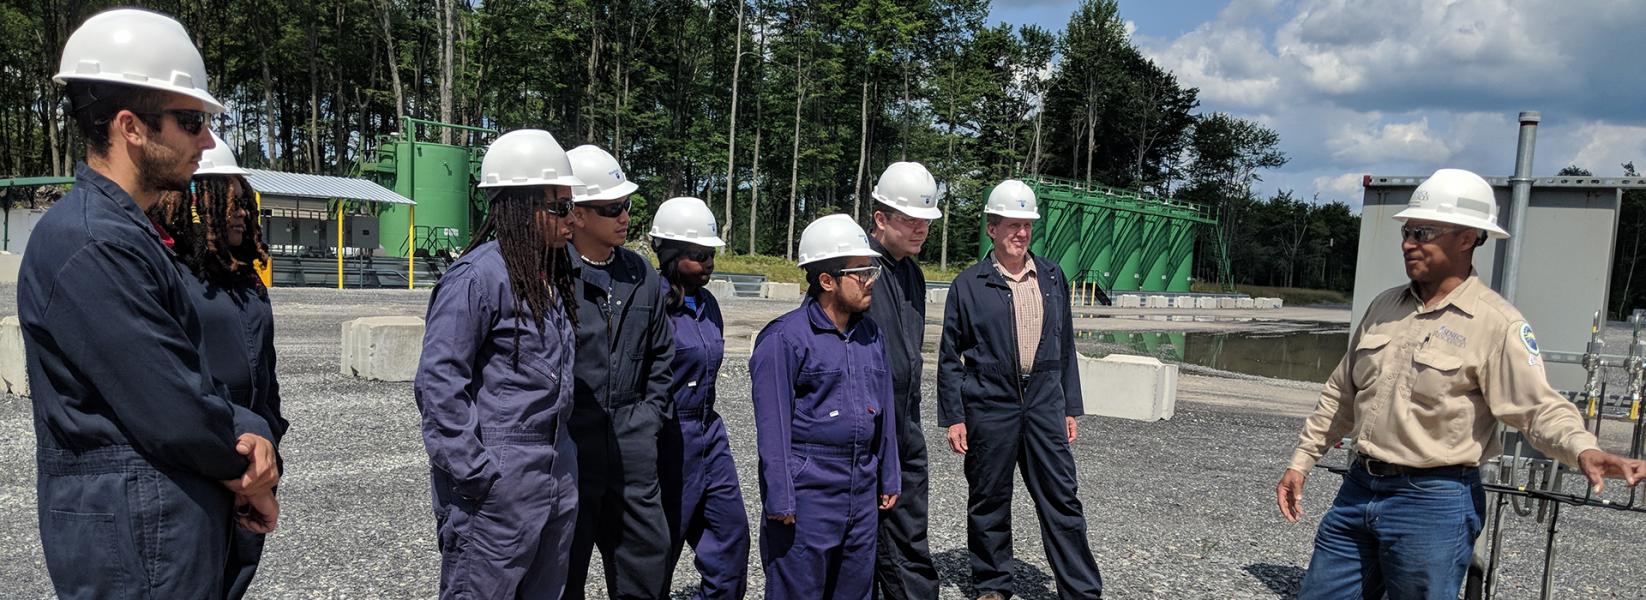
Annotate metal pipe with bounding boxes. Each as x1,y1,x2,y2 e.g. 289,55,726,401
336,200,344,290
408,205,416,289
1502,111,1540,302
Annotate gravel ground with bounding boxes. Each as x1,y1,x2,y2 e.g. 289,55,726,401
1,286,1643,599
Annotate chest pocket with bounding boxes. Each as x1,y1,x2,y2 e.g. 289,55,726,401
1349,334,1392,390
1411,348,1464,405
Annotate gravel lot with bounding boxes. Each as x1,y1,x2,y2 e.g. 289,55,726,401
1,286,1643,599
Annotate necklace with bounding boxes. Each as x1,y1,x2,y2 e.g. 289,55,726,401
580,251,615,267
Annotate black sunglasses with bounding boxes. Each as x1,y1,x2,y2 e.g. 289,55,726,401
583,199,631,218
542,199,573,217
132,109,211,136
680,246,714,263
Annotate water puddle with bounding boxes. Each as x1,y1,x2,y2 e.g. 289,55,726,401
1074,327,1349,382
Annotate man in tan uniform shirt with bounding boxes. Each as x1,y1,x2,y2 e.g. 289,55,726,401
1276,168,1646,600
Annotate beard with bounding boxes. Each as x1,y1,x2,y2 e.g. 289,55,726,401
135,141,193,193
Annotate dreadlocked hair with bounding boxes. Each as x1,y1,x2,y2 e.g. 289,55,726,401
147,175,268,288
467,186,579,361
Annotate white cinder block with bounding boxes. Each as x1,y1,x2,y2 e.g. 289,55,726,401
1077,353,1177,422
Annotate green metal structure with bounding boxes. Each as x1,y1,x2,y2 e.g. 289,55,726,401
360,117,496,260
978,175,1228,293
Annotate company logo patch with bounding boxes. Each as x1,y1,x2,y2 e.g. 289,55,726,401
1520,323,1540,356
609,168,625,182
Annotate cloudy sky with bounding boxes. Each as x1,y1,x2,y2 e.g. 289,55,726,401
988,0,1646,210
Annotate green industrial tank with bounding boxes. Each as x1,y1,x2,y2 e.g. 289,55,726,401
364,138,478,257
976,176,1217,293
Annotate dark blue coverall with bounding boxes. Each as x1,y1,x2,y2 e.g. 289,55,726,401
937,255,1103,600
659,288,750,599
416,240,580,599
19,163,272,600
750,297,901,600
864,236,938,599
184,273,288,600
565,244,676,600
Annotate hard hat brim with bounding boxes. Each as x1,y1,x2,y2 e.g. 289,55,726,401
53,73,227,114
651,232,726,247
984,208,1041,221
573,179,639,202
195,165,249,176
877,199,941,220
477,175,587,189
795,248,882,267
1393,207,1510,239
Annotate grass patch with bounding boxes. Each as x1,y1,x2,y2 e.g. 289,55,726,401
713,253,808,283
1190,281,1351,306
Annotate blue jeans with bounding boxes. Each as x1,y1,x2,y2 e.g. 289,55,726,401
1298,461,1485,600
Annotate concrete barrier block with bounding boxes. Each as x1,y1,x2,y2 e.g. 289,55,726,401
761,282,802,302
0,253,21,285
1,316,27,396
1195,297,1219,310
1217,297,1238,309
341,316,425,382
1259,297,1284,309
926,288,949,306
705,280,737,300
1173,296,1196,308
1077,353,1177,422
1237,298,1255,309
1116,294,1142,308
1145,295,1169,309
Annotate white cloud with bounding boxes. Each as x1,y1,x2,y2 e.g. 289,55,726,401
1132,0,1646,211
1313,172,1365,198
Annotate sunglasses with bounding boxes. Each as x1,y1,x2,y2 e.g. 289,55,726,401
582,199,631,218
1400,224,1463,244
542,199,573,217
836,264,882,286
132,109,211,136
679,247,714,263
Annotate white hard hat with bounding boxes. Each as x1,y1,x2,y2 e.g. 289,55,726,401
871,161,941,220
650,197,725,247
567,144,639,202
478,129,586,189
984,179,1041,220
797,214,881,267
195,132,247,176
54,9,225,114
1394,168,1509,239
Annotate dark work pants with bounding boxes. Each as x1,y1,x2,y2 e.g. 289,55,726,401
37,444,235,600
567,401,672,600
964,405,1102,600
433,433,579,600
223,527,267,600
761,444,881,600
874,391,938,600
661,410,751,599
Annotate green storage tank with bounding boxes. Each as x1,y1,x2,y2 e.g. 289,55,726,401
365,139,478,257
977,176,1220,294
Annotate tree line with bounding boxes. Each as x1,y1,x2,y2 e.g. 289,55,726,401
0,0,1360,290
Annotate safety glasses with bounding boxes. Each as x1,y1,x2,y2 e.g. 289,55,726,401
132,109,211,137
680,247,714,263
542,199,573,217
583,199,630,218
1400,224,1463,244
837,264,882,286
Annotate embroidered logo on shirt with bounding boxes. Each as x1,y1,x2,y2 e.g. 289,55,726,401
1520,323,1540,356
1434,325,1467,348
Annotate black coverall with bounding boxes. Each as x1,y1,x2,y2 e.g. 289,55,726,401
19,163,272,599
865,237,938,599
937,254,1102,600
565,244,677,600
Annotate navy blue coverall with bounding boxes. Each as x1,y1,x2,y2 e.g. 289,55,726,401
659,289,750,599
19,163,272,600
864,236,938,599
751,297,901,600
416,240,580,599
565,244,676,600
184,273,288,600
937,254,1103,599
